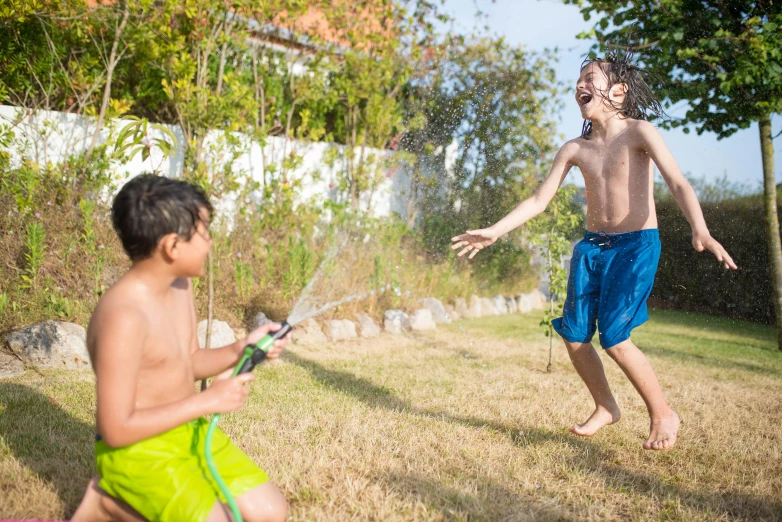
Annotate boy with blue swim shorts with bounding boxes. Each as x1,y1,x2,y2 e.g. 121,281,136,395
72,174,291,522
451,50,737,451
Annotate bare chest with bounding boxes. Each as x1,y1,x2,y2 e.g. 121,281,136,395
139,294,194,372
575,138,652,186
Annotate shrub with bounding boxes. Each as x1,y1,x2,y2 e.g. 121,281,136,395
653,191,779,325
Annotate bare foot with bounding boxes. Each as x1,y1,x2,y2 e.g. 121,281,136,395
569,405,621,436
71,476,113,522
644,410,680,450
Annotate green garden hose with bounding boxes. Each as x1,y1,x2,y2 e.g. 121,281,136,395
204,321,292,522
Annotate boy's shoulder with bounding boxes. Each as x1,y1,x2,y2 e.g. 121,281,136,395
89,279,146,333
560,138,585,154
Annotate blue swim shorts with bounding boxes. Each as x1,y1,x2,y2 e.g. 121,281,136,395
552,229,661,349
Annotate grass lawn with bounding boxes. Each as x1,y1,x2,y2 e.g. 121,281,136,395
1,309,781,521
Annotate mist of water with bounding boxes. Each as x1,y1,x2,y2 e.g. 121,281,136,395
286,234,386,325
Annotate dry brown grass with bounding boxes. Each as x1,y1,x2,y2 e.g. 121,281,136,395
1,310,781,521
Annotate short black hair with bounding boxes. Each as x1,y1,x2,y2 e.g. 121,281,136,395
111,174,212,261
580,48,665,139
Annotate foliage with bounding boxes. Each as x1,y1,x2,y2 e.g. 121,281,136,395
565,0,782,137
21,221,45,289
113,116,178,170
526,184,583,371
653,189,778,325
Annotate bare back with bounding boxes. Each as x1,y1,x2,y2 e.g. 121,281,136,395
569,119,657,233
87,273,198,435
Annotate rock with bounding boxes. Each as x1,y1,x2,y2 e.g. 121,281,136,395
294,318,328,346
101,266,125,289
517,290,548,313
410,309,436,331
506,297,518,314
531,289,548,310
384,310,410,334
468,295,482,318
480,297,499,316
324,320,358,341
233,327,248,341
444,304,461,322
197,320,237,349
422,298,451,324
355,313,380,338
454,298,469,319
6,321,90,369
517,294,533,313
492,295,509,315
252,312,273,328
0,352,24,379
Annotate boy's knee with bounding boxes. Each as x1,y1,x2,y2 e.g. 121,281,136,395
564,339,592,354
604,339,635,360
239,483,288,522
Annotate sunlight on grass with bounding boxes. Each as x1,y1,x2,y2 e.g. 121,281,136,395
1,309,780,521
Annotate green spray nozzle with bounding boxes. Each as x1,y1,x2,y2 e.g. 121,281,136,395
234,320,293,376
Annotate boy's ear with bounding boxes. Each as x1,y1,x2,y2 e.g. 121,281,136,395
612,82,629,98
158,233,180,262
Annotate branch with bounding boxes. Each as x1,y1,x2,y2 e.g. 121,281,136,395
87,1,131,159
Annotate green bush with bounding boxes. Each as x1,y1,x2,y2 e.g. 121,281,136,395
653,192,779,325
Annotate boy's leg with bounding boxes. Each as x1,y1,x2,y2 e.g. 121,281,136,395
605,339,679,450
71,476,147,522
205,502,232,522
236,482,288,522
564,340,621,436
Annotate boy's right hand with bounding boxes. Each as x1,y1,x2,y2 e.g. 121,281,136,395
450,228,499,259
202,373,255,414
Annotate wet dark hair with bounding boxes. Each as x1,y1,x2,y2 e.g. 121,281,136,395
111,174,212,261
580,49,665,139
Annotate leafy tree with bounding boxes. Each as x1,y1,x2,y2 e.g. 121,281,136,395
407,35,561,292
564,0,782,348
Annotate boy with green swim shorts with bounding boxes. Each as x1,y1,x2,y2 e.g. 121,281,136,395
451,50,737,451
72,174,290,522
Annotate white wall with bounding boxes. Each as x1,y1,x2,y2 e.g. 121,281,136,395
0,105,416,226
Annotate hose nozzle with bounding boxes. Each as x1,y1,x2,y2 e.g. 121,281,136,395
236,321,292,374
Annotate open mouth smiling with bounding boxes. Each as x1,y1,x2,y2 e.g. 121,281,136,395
578,92,593,108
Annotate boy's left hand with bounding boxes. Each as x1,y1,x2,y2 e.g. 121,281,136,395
693,233,738,270
243,323,291,359
245,322,291,360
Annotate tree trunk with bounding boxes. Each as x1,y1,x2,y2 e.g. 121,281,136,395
547,241,554,373
759,115,782,350
200,251,215,391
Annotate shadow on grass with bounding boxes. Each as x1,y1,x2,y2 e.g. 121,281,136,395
637,342,782,378
647,308,776,350
0,382,94,516
374,471,573,522
286,352,782,521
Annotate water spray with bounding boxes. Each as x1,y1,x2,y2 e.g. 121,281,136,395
204,321,292,522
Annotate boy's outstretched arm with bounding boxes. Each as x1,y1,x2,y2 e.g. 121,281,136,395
639,122,737,270
94,306,254,448
450,141,577,259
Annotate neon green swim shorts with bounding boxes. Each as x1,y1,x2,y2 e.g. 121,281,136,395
95,418,269,522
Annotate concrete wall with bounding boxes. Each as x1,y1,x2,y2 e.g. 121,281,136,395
0,105,416,225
